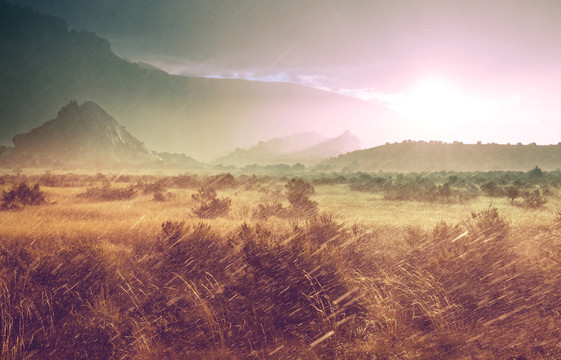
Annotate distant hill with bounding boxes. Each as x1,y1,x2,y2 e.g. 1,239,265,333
294,130,362,159
246,132,328,156
213,130,362,167
0,100,199,169
317,141,561,172
0,0,398,161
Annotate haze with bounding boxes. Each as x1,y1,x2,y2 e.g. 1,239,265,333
8,0,561,148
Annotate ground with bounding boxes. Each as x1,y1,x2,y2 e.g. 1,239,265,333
1,170,560,359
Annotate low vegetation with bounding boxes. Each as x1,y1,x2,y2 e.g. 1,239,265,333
191,187,232,219
1,182,45,210
0,169,560,358
77,183,136,201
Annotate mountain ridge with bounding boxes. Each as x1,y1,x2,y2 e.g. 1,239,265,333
213,130,361,167
317,140,561,172
0,0,398,161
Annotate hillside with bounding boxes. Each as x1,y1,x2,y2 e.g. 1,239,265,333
0,1,397,161
318,141,561,172
294,130,361,159
213,130,361,167
0,100,200,169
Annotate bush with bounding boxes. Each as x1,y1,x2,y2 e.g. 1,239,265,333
505,185,519,204
252,201,287,219
0,238,121,358
204,173,237,190
408,207,520,326
136,180,166,194
77,183,136,201
1,182,45,210
191,187,231,219
153,192,166,202
480,181,504,197
215,222,364,355
521,189,548,208
285,178,318,217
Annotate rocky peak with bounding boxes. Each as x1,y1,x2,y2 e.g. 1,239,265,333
8,100,161,166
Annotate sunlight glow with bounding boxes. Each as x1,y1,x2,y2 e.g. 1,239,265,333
400,78,500,132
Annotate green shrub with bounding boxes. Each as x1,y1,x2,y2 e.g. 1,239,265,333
480,181,504,197
505,185,519,204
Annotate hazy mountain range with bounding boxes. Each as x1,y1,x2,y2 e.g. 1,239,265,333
213,130,361,167
2,1,561,173
0,100,355,170
1,100,560,172
0,0,398,162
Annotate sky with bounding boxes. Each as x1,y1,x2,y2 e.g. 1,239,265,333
9,0,561,145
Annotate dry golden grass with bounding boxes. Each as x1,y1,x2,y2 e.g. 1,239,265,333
1,174,561,359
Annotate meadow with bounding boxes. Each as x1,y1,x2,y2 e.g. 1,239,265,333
1,170,560,359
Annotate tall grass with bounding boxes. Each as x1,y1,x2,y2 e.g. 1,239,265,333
1,174,560,358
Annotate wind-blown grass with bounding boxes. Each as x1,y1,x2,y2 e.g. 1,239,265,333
0,173,560,358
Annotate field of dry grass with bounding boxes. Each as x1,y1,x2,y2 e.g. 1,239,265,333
1,170,561,359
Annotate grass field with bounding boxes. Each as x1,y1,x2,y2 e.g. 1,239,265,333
1,171,560,359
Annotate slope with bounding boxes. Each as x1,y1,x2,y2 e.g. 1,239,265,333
214,130,361,167
2,100,161,168
318,141,561,172
0,1,398,161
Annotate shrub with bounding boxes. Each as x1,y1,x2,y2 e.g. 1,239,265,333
0,238,121,358
136,180,166,194
166,174,201,189
505,185,519,204
153,192,166,202
252,201,287,219
528,165,544,178
481,181,504,197
216,222,364,354
1,182,45,210
522,189,548,208
285,178,318,217
191,187,231,219
77,183,136,201
408,207,521,327
204,173,237,190
128,222,240,353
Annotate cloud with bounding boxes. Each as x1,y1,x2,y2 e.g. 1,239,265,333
337,88,405,108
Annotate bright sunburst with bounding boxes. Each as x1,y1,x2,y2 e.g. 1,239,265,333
400,78,499,136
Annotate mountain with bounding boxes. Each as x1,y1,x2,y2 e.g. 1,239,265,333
1,100,168,168
294,130,361,159
0,1,398,161
213,130,361,167
317,141,561,172
245,132,328,156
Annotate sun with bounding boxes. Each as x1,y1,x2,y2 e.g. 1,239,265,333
399,78,499,137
